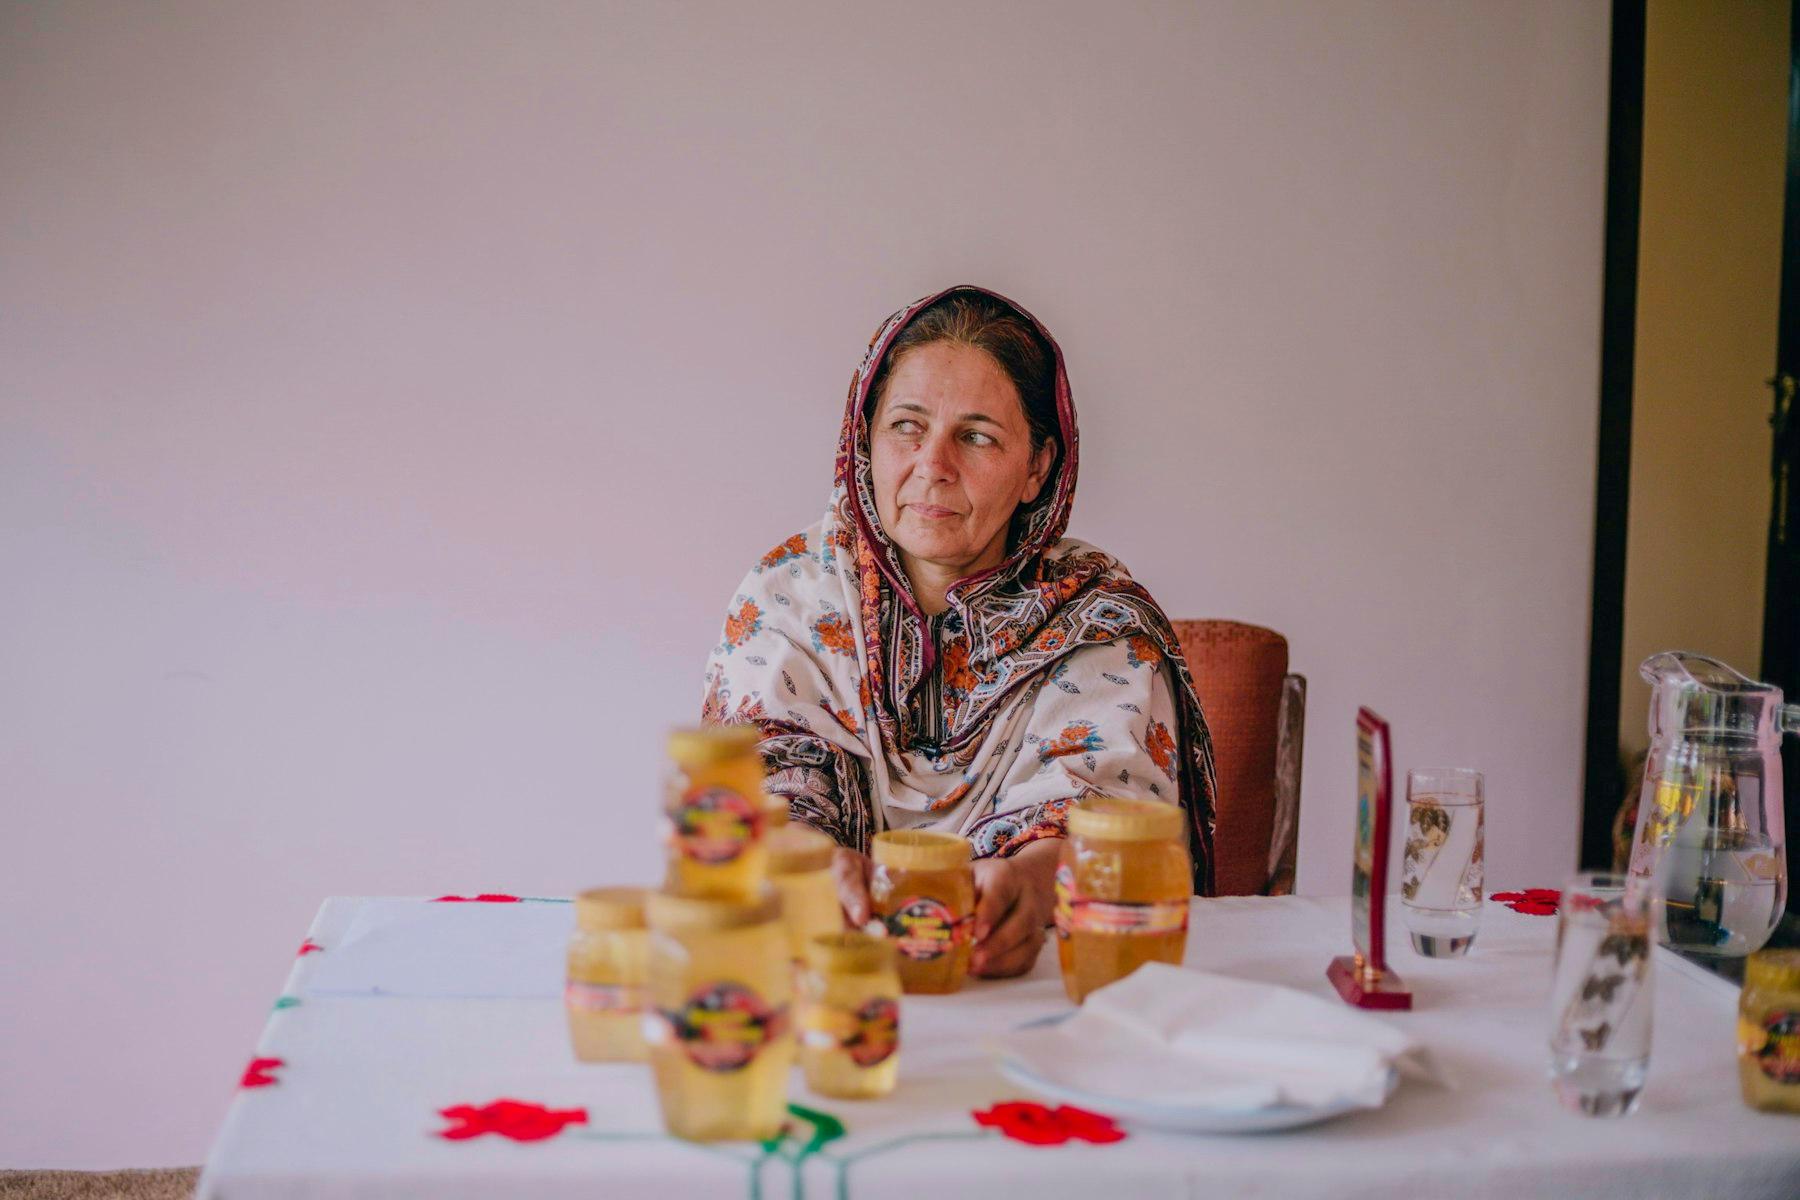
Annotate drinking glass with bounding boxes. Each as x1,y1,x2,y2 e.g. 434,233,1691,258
1547,872,1653,1117
1400,768,1484,957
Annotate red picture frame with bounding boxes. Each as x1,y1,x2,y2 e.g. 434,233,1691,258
1328,707,1411,1009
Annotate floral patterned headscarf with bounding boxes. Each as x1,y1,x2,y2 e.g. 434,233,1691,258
704,284,1217,893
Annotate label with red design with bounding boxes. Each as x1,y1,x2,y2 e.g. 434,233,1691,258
564,980,646,1014
656,982,788,1072
802,996,901,1067
668,785,764,865
1054,864,1189,938
1747,1010,1800,1085
884,897,969,961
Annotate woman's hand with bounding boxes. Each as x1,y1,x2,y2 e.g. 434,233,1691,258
832,847,877,927
970,838,1061,977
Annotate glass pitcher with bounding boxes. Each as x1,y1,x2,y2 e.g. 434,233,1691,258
1627,652,1796,956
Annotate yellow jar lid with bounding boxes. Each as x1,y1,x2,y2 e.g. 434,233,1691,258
871,829,971,871
647,884,781,932
1745,948,1800,993
574,886,648,930
666,723,762,767
768,826,836,874
1067,795,1184,841
804,930,897,974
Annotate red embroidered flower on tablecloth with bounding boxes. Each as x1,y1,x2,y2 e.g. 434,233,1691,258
297,939,324,956
972,1101,1126,1146
241,1057,284,1088
437,1099,587,1142
431,894,522,903
1493,888,1561,916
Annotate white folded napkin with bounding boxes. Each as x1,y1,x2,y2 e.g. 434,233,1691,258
991,962,1446,1111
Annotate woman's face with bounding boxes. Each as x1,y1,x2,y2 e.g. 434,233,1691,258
869,340,1055,585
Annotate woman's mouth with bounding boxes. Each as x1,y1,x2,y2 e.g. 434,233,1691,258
908,504,960,519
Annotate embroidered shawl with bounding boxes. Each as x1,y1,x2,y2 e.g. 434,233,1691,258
702,285,1217,893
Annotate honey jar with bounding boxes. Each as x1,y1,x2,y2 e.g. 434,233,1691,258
768,825,843,960
797,931,901,1099
1738,948,1800,1114
1055,796,1191,1003
870,830,974,994
663,725,772,900
644,887,794,1141
565,887,650,1062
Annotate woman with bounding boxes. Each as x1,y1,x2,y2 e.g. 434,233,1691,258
702,285,1216,978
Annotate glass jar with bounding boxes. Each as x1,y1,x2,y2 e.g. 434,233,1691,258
768,825,843,961
797,931,901,1099
870,830,974,994
1055,796,1191,1003
663,725,771,901
566,886,650,1062
1738,948,1800,1113
644,886,794,1141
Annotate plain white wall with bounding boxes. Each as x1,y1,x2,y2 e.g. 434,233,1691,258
1,0,1608,1167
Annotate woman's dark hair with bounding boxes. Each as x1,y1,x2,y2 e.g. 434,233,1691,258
865,290,1060,457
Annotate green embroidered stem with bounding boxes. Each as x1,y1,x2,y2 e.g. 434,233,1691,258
272,996,300,1011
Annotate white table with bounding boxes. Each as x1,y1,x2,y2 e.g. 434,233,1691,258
197,894,1800,1199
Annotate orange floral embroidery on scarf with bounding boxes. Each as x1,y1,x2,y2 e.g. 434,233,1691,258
940,636,978,693
831,706,860,736
1038,721,1104,762
759,533,809,571
812,612,855,657
723,600,763,650
1145,719,1176,779
929,779,973,812
1125,634,1162,667
1033,628,1069,653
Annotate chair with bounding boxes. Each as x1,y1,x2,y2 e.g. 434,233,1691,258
1168,620,1306,897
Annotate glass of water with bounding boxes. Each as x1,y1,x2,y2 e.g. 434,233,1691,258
1547,872,1653,1117
1400,768,1484,957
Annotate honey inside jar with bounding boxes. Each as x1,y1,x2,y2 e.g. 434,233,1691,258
566,886,650,1062
1738,948,1800,1113
870,830,974,994
798,931,901,1099
663,725,771,901
767,825,843,961
1055,795,1191,1003
644,886,794,1142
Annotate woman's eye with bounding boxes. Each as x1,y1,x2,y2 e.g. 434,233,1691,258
891,419,922,434
964,430,996,446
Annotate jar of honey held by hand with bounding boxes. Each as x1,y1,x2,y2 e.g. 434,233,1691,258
768,825,843,961
565,887,650,1062
798,931,901,1099
644,887,794,1141
663,725,771,900
1738,948,1800,1114
870,830,975,994
1055,796,1191,1003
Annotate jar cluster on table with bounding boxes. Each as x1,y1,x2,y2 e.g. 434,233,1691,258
564,724,1193,1142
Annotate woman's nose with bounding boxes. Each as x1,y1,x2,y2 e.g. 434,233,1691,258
914,432,958,481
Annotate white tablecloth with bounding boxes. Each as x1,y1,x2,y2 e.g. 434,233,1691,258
196,895,1800,1199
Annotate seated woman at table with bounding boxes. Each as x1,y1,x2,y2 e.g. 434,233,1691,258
701,285,1217,979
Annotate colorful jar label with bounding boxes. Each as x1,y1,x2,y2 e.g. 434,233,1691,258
655,982,787,1072
1743,1009,1800,1085
564,980,645,1014
885,897,968,961
800,995,900,1067
669,785,764,865
1054,864,1189,938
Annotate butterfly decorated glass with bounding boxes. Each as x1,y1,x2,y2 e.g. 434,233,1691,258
1546,872,1653,1117
1400,768,1484,957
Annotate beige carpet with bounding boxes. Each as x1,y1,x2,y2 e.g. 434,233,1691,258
0,1170,197,1200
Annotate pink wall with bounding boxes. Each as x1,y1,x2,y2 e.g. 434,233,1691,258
0,1,1609,1167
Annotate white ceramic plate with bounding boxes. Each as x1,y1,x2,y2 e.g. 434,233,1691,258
995,1015,1399,1135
